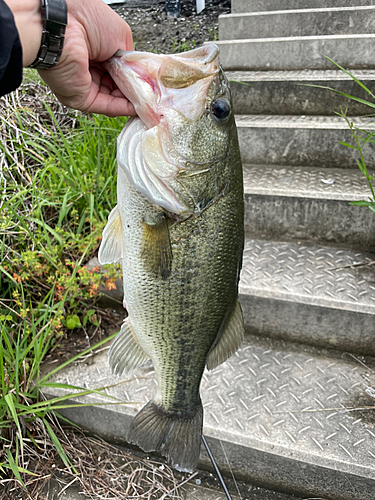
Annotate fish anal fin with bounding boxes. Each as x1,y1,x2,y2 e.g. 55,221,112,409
108,318,149,375
128,400,203,473
206,299,244,370
142,214,172,280
98,206,123,265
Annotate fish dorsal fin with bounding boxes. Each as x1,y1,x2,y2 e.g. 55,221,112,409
206,299,244,370
98,206,123,265
108,317,150,375
142,213,172,280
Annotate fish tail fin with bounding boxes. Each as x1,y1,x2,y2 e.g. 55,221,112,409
127,400,203,472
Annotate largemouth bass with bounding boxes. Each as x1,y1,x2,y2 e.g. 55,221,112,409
99,44,244,472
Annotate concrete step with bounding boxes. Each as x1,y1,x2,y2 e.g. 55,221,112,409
240,239,375,354
46,334,375,500
215,34,375,71
220,7,375,40
232,0,375,14
243,164,375,249
227,70,375,116
236,115,375,168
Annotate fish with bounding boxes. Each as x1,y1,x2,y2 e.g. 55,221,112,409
98,43,244,473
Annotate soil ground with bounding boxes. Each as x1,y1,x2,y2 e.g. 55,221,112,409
113,0,230,54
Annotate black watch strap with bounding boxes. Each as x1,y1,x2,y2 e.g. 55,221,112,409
29,0,67,70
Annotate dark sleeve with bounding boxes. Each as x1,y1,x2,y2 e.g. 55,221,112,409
0,0,23,97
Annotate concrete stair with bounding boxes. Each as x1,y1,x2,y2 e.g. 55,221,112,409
215,34,375,71
236,115,375,168
47,335,375,500
217,2,375,497
243,164,375,249
220,7,375,39
45,2,375,499
227,70,375,115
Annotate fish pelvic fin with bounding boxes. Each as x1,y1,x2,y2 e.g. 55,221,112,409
98,205,123,265
108,318,149,375
206,299,244,370
142,214,172,280
128,400,203,473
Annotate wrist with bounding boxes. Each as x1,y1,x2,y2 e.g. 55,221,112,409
6,0,43,67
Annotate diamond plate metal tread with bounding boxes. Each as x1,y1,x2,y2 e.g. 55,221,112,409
48,337,375,499
240,239,375,315
235,114,375,130
243,165,375,250
243,164,373,201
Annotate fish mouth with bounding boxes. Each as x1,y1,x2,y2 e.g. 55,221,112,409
104,44,220,128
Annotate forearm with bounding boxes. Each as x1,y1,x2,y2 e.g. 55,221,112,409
5,0,43,66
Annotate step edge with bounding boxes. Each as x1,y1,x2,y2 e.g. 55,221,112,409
214,33,375,44
239,285,375,315
243,165,373,201
226,69,375,81
220,5,375,18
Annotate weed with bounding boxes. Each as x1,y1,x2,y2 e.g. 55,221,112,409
0,77,125,491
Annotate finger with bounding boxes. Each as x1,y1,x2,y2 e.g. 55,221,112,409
84,92,137,117
111,88,126,98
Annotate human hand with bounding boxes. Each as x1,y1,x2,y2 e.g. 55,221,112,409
7,0,136,116
39,0,136,116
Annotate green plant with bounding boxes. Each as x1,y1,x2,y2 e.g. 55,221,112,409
304,56,375,213
0,79,127,491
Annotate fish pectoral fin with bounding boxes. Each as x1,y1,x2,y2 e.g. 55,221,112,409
98,205,123,265
142,214,172,280
108,318,149,375
206,299,244,370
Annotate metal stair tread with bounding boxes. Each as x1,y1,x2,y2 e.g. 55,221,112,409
240,239,375,315
227,68,375,81
243,164,373,201
47,337,375,496
221,5,375,18
235,114,375,129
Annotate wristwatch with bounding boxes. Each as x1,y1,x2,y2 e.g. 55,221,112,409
29,0,68,70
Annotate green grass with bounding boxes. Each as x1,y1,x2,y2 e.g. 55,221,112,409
0,76,127,491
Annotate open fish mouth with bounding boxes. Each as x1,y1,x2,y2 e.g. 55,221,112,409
104,44,220,128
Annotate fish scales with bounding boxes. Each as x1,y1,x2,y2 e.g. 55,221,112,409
99,44,244,472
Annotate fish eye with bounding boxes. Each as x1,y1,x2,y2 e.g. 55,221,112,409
211,99,231,122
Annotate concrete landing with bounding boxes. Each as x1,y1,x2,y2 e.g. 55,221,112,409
45,335,375,500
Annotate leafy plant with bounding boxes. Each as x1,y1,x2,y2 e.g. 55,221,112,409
0,76,126,491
